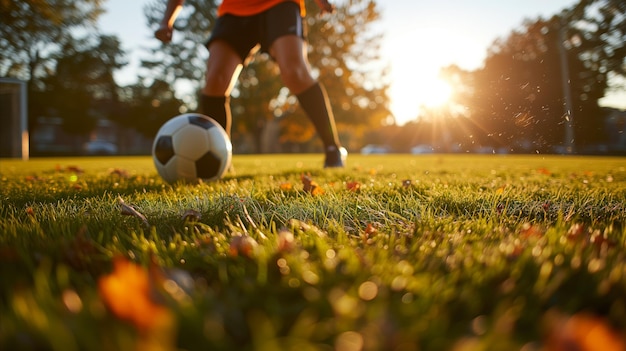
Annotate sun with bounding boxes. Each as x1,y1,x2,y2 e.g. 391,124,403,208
388,72,454,124
419,77,453,108
382,22,471,124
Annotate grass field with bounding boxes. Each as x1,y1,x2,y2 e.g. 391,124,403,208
1,154,625,350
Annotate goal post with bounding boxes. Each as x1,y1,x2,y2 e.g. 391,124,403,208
0,78,29,160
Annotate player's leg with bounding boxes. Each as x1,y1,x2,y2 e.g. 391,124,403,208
270,35,315,94
265,3,346,167
201,14,259,136
203,40,242,97
271,36,345,166
200,40,242,136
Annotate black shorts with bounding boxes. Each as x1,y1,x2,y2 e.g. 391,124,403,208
206,2,306,63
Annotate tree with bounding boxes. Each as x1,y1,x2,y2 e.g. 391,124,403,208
1,0,114,137
118,79,185,138
444,0,625,152
36,35,126,135
569,0,625,79
470,17,566,152
0,0,104,81
563,0,626,147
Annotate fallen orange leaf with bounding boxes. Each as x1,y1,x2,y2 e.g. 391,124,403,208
362,223,378,245
365,223,377,236
229,235,258,257
25,175,40,182
346,181,361,192
301,174,324,195
545,312,625,351
277,229,296,252
98,257,171,331
537,168,551,175
566,223,586,242
520,223,544,239
495,186,506,195
280,182,293,191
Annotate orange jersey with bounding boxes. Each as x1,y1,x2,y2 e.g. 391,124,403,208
217,0,305,17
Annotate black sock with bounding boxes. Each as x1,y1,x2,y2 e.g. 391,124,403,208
200,94,231,136
296,82,340,149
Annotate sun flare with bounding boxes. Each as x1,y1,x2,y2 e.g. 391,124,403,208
419,77,453,108
383,23,472,124
388,73,454,123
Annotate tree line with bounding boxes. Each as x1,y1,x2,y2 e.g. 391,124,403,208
1,0,623,154
439,0,626,154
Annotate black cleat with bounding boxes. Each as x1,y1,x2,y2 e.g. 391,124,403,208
324,146,347,168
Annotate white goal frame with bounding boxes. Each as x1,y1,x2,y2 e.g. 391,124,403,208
0,77,29,160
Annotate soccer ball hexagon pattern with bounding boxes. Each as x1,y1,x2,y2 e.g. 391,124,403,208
152,113,232,183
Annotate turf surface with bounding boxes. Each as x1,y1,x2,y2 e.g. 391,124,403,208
1,154,625,350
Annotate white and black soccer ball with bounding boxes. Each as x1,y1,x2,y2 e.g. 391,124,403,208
152,113,232,183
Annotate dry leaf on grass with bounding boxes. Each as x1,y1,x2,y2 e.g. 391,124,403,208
277,229,296,253
65,165,85,174
301,174,324,195
181,209,201,222
229,235,258,258
109,168,130,178
118,196,150,227
346,181,361,192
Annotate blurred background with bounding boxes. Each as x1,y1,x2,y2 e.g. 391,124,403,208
1,0,625,158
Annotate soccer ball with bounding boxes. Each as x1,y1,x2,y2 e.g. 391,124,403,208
152,113,232,183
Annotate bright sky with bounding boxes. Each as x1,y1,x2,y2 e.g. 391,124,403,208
99,0,625,125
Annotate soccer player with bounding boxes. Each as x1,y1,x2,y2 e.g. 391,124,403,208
156,0,347,167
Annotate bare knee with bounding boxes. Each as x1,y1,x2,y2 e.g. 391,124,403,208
271,36,316,93
204,67,237,95
203,41,243,96
279,64,315,94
